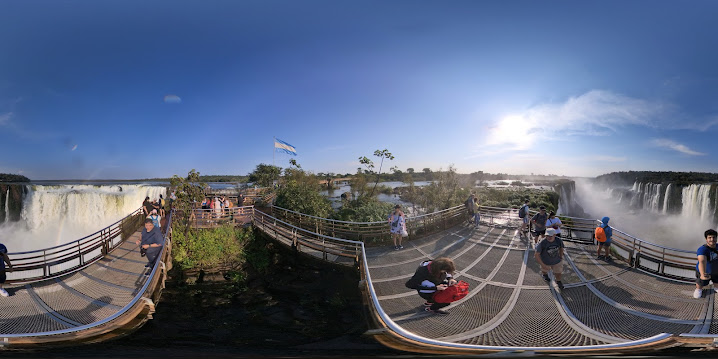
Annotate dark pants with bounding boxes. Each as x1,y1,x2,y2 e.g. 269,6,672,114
419,292,449,311
146,247,162,266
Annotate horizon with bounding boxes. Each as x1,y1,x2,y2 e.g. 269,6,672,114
2,1,718,180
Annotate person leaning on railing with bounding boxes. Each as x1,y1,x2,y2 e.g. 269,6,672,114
694,229,718,299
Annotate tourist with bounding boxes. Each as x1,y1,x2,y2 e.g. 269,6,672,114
535,228,565,289
465,192,476,225
545,211,562,238
405,257,457,315
530,205,549,245
694,229,718,299
0,242,12,297
137,219,164,274
388,205,406,250
597,216,613,260
518,198,530,236
147,209,161,231
158,194,166,217
142,196,153,216
471,196,480,229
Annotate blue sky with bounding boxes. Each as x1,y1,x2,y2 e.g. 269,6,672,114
1,1,717,180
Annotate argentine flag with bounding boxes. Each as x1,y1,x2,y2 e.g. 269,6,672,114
274,138,297,156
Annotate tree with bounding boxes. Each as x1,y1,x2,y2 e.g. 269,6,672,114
358,149,395,197
407,168,415,174
248,164,281,187
275,161,332,218
170,169,208,236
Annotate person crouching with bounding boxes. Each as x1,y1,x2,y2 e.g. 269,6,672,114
405,257,457,315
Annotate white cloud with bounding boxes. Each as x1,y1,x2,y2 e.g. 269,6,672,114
0,112,11,125
477,89,716,155
651,138,706,156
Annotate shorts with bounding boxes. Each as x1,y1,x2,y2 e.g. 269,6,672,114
540,260,564,274
695,270,718,287
533,228,546,236
522,217,529,224
598,241,612,247
0,270,5,284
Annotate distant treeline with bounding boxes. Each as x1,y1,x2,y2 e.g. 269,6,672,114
0,173,30,182
143,175,250,183
595,171,718,186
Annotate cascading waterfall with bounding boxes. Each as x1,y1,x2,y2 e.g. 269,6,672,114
663,183,672,214
1,184,166,252
4,189,8,223
681,184,715,223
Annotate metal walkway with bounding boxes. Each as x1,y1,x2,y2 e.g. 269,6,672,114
365,223,709,349
257,206,718,354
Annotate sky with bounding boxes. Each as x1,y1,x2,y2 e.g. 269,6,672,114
1,0,718,180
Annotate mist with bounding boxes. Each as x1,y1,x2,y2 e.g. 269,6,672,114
574,178,713,252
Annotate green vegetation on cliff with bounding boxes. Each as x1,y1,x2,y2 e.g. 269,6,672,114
0,173,29,182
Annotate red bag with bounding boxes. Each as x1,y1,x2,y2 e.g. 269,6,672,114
432,280,470,303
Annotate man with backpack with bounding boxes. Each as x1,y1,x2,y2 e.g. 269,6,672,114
694,229,718,299
518,199,530,236
595,216,613,261
530,205,548,246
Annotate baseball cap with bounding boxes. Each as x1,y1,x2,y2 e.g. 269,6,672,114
545,228,557,236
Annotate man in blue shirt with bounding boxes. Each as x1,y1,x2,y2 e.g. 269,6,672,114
137,219,164,275
0,243,13,297
694,229,718,299
597,216,613,261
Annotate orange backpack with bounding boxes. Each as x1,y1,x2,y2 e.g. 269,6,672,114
595,226,607,242
432,281,470,303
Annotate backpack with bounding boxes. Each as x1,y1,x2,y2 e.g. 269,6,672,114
432,280,470,304
595,226,607,242
518,205,527,218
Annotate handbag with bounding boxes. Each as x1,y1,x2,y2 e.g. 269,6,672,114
432,280,470,303
401,228,408,237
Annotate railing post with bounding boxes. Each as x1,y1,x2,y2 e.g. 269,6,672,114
43,250,48,278
78,239,83,266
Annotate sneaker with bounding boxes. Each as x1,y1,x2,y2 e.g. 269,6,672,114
604,256,612,261
398,245,404,249
425,307,449,315
393,246,400,251
693,288,703,299
597,255,604,260
542,273,550,282
144,269,151,276
144,263,150,268
0,288,8,297
556,281,564,289
423,301,433,307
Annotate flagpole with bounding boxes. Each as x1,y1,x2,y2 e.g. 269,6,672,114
273,136,275,168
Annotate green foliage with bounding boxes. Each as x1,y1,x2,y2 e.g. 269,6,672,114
359,149,395,198
336,197,395,222
275,165,333,218
413,165,469,212
170,169,208,235
472,187,558,213
595,171,718,187
248,164,281,187
0,173,30,182
172,225,251,270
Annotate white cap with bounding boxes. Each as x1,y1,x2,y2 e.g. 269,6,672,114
545,228,557,236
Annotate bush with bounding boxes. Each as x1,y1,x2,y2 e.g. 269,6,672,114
172,225,251,270
336,197,395,222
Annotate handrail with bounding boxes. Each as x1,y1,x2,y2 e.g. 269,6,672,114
6,207,146,283
2,210,173,338
252,207,678,353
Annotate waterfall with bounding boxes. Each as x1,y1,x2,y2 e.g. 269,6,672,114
663,183,671,214
681,184,715,222
4,189,8,223
1,184,166,252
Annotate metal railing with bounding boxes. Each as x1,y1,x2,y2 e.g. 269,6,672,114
6,207,146,283
188,206,254,228
3,210,173,340
250,207,678,354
